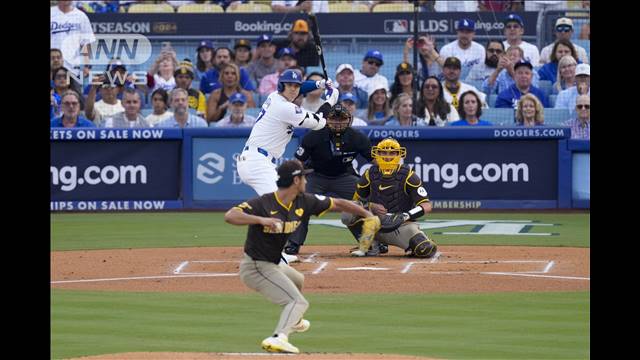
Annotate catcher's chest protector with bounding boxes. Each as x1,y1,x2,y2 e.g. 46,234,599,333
369,165,413,213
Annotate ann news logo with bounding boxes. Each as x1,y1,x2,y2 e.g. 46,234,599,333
62,34,152,67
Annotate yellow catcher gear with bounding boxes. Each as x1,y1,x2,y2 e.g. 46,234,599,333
371,138,406,176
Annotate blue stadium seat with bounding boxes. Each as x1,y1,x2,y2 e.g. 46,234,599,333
482,108,515,126
543,108,571,125
245,107,261,118
538,80,553,97
466,79,484,92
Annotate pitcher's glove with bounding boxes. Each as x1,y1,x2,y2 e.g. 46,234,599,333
354,215,381,254
378,212,409,233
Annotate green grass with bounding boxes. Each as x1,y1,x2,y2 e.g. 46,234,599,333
51,212,590,251
51,289,590,360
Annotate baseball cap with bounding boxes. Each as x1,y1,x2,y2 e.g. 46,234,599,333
277,160,313,186
276,47,295,59
513,59,533,71
457,18,475,31
229,92,247,105
367,82,388,99
555,17,574,28
197,40,214,51
339,92,357,103
443,57,461,69
396,62,413,74
292,19,309,33
576,63,590,76
504,13,524,27
335,63,355,76
174,59,195,77
256,34,272,46
364,50,384,66
106,59,126,72
234,39,251,50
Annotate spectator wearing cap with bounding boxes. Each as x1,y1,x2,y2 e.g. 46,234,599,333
466,40,505,82
234,39,253,68
502,14,540,65
206,63,256,124
335,64,368,109
416,75,460,127
258,48,298,96
441,56,487,110
270,0,328,13
157,88,208,128
439,18,486,80
537,39,578,84
272,19,319,69
564,94,590,140
101,88,151,128
215,92,257,128
385,93,428,127
495,60,549,108
83,59,137,103
450,91,493,126
515,93,545,127
200,47,256,95
145,88,174,127
85,72,125,126
51,90,95,128
363,82,393,125
539,18,589,65
354,50,390,96
195,40,215,81
402,34,443,84
301,72,326,112
338,92,368,127
174,59,207,118
389,62,418,106
247,35,278,91
483,45,540,95
555,63,590,117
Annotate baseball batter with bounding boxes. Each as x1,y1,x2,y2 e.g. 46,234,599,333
342,138,438,257
224,160,380,354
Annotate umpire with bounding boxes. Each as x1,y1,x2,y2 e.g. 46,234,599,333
284,103,372,255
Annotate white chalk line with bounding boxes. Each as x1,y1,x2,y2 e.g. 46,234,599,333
51,273,238,284
302,252,319,263
219,353,296,357
401,262,415,274
481,272,589,281
173,261,189,274
312,261,328,274
336,267,390,271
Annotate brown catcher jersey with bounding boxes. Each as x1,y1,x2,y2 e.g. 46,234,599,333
355,164,430,213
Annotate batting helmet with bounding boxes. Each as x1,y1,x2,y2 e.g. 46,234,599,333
277,69,303,92
371,137,406,176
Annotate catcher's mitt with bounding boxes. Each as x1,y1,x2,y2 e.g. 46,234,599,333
378,212,408,233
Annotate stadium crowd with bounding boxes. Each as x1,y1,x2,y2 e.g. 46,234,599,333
50,0,590,139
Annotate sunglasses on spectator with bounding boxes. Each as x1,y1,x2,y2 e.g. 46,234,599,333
367,60,382,67
576,104,590,109
556,25,572,32
487,48,503,54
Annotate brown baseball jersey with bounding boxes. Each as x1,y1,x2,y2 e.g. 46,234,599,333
233,192,333,264
354,164,430,213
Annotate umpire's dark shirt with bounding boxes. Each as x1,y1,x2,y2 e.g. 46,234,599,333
273,38,319,68
295,127,372,177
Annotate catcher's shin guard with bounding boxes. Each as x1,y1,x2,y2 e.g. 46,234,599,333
407,233,437,258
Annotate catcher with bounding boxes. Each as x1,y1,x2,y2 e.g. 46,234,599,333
341,137,437,257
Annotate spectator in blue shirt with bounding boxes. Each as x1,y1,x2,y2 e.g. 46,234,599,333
555,63,590,118
537,39,578,85
51,91,95,128
199,47,256,94
195,40,215,82
495,60,549,108
450,91,493,126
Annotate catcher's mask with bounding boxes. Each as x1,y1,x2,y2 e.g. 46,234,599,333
371,137,406,176
326,104,353,134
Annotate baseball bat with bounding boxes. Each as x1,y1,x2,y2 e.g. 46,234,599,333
308,14,328,80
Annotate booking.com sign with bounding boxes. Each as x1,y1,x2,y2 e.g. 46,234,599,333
61,34,152,66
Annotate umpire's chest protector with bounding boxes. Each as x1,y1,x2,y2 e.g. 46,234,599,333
368,165,413,213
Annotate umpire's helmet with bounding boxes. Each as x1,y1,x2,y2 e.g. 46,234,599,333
371,137,406,176
277,69,303,92
326,103,353,135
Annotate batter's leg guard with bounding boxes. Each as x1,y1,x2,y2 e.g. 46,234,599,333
407,233,437,258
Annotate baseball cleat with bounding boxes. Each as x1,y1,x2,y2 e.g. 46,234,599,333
292,319,310,333
280,252,299,265
261,334,300,354
350,249,366,257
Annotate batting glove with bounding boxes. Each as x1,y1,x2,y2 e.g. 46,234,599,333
324,87,340,106
315,79,333,89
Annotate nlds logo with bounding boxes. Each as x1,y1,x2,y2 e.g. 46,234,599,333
384,20,408,33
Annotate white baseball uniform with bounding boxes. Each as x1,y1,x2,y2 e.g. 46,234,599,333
237,91,328,196
50,6,96,77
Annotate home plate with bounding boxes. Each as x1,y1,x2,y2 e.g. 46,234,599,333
336,267,391,271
